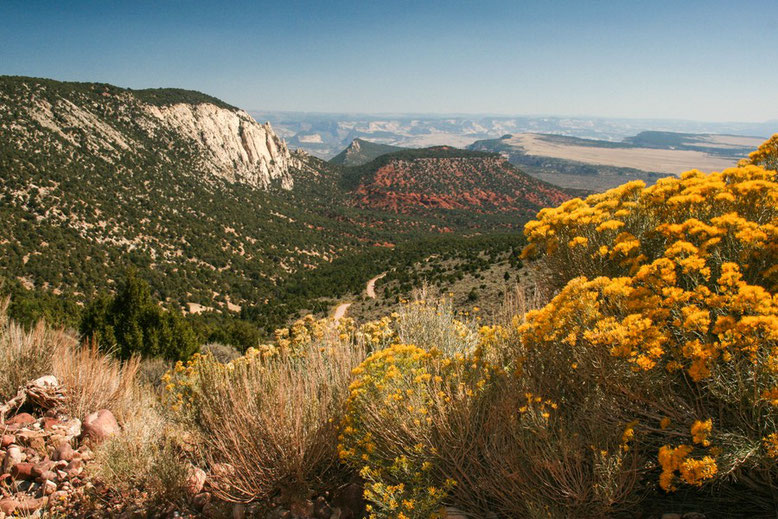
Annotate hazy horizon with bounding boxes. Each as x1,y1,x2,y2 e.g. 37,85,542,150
2,0,777,123
248,109,777,126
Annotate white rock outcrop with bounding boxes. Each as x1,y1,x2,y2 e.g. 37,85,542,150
144,103,295,189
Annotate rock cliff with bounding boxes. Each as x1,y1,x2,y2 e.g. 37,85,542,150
143,103,296,189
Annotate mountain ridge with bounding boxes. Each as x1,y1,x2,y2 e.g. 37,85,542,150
0,76,366,317
0,75,297,190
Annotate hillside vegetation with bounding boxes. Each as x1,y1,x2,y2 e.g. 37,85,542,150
0,134,775,517
0,76,347,319
342,147,572,225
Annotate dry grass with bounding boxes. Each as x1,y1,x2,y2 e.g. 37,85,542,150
0,297,78,401
51,339,143,422
1,295,185,509
190,329,366,502
0,297,146,424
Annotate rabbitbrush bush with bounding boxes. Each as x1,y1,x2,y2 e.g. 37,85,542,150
514,140,778,513
339,294,499,519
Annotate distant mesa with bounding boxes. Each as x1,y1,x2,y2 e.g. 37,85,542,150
329,138,405,167
341,146,572,216
469,131,761,191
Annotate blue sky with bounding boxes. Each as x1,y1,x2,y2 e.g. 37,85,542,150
2,0,776,121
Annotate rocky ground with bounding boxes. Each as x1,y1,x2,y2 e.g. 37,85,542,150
0,376,102,517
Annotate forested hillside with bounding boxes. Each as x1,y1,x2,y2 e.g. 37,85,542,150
0,76,375,324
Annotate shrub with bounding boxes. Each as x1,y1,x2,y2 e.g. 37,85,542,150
392,288,477,355
740,133,778,171
200,341,241,363
138,356,174,387
514,158,778,512
340,294,491,519
451,380,640,518
340,344,454,519
166,317,365,503
522,165,777,292
345,320,640,518
94,405,192,508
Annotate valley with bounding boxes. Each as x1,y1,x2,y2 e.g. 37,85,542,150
0,76,571,345
1,2,776,516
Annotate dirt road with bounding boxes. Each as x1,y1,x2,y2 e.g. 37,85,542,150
332,272,386,320
366,272,387,299
332,302,352,321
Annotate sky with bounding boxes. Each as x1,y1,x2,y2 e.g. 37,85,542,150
2,0,777,122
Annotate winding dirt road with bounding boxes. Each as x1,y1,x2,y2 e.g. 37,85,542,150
332,302,352,321
332,272,386,321
366,272,387,299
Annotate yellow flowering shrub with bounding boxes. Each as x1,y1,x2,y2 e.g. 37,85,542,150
275,313,356,355
517,142,778,502
522,162,777,293
340,344,449,518
357,315,395,351
739,133,778,172
340,343,494,518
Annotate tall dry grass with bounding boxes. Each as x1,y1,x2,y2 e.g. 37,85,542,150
0,297,146,423
52,340,143,422
0,297,78,401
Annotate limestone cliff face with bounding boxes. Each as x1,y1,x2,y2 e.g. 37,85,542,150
144,103,296,189
4,80,296,190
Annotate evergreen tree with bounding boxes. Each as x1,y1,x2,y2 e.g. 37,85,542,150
80,269,198,360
